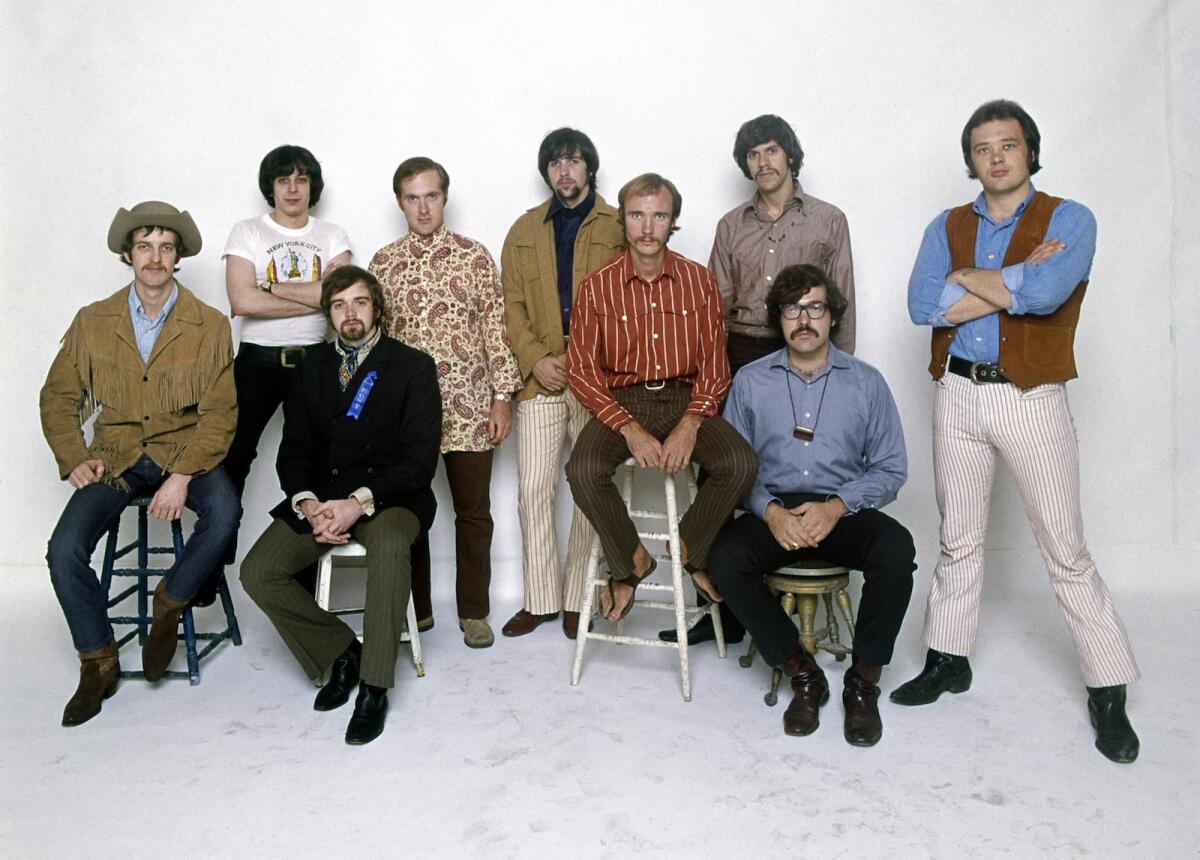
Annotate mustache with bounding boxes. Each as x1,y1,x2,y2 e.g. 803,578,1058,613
789,325,817,339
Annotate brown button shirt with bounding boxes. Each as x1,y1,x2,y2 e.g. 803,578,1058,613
709,189,856,353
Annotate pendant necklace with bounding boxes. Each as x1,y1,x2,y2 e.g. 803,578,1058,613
786,366,830,440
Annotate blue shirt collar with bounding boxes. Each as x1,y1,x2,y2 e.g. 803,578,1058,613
971,183,1037,226
127,281,179,323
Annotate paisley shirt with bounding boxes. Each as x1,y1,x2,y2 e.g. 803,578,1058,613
370,226,522,452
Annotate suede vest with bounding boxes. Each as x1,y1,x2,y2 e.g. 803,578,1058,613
928,191,1087,388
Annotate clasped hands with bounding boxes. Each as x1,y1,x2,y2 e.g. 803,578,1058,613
620,414,701,475
764,497,848,551
299,497,365,544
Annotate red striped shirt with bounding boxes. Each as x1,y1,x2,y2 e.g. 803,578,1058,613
567,249,731,431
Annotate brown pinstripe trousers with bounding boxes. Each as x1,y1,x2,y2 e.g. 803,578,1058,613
923,373,1139,687
565,384,757,581
240,507,421,688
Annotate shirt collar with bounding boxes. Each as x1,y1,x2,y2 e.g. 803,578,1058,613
742,183,806,220
335,325,382,358
767,343,850,377
544,189,596,223
621,248,679,286
972,183,1037,225
127,281,179,323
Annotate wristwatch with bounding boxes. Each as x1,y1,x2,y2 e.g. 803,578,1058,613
493,392,511,402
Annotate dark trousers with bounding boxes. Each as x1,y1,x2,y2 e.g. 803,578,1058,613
46,456,241,651
566,384,757,581
240,507,421,689
709,497,916,668
410,449,495,621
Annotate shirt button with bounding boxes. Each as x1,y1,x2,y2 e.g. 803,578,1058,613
652,333,658,339
804,441,810,447
621,315,627,321
682,310,687,315
804,412,811,419
766,276,772,281
803,470,809,476
768,248,775,254
976,337,982,342
655,364,661,370
332,468,339,476
988,254,995,260
651,302,657,308
141,442,147,448
143,376,149,382
144,415,150,421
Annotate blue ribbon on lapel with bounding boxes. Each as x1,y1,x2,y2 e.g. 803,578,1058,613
346,370,378,420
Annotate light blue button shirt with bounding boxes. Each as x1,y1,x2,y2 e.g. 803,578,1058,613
127,282,179,363
724,345,907,518
906,185,1096,362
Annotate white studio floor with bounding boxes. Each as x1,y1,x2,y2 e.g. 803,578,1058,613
1,543,1196,859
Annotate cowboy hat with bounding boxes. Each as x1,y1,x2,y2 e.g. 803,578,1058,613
107,200,202,257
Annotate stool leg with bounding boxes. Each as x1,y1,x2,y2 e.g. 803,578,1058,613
739,638,758,668
137,507,150,645
406,596,424,678
100,523,119,606
570,536,603,686
835,588,856,639
823,592,843,659
766,667,783,707
181,608,200,685
797,594,818,656
664,474,691,703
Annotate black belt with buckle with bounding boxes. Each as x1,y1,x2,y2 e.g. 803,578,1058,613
239,342,319,369
632,378,689,392
947,355,1008,384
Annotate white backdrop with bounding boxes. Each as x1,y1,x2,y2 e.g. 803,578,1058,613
1,1,1195,591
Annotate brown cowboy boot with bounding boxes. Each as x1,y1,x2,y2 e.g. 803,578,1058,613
62,639,120,727
143,579,186,682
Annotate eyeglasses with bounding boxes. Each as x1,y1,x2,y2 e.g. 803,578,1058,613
778,301,828,320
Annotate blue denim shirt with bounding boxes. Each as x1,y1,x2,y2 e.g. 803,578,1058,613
127,281,179,363
906,185,1096,362
725,345,907,518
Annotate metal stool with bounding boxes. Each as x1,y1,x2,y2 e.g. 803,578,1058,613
738,559,855,706
99,494,242,685
315,541,424,678
571,460,725,702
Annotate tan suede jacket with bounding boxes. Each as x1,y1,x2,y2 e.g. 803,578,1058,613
40,283,237,484
501,194,625,401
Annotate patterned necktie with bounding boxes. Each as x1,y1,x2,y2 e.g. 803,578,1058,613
338,344,360,392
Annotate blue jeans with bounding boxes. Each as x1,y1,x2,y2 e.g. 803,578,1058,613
46,455,241,651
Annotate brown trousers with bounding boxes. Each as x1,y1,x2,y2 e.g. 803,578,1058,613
410,449,495,621
566,384,756,581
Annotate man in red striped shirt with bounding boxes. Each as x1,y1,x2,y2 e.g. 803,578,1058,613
565,173,757,622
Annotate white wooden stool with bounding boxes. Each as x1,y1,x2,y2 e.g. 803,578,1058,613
315,541,424,678
570,460,725,702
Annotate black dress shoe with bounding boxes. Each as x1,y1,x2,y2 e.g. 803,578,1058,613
889,648,972,706
657,614,746,646
315,640,361,711
1087,685,1139,763
345,683,388,745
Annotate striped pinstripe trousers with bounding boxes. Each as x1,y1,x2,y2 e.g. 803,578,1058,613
923,372,1139,687
515,391,594,614
566,384,757,582
240,507,421,689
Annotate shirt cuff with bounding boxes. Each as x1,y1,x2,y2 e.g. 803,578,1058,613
349,486,375,517
1002,264,1027,314
933,281,968,325
291,491,318,519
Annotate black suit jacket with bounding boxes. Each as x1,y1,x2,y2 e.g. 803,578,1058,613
270,335,441,534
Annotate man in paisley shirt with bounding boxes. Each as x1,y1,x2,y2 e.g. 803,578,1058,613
369,157,522,649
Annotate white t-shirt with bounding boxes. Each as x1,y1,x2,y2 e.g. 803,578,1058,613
223,214,352,346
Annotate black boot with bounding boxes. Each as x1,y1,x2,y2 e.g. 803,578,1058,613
314,639,362,711
889,648,972,706
345,682,388,746
1087,685,1139,763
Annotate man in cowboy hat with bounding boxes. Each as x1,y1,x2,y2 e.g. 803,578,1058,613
41,201,240,726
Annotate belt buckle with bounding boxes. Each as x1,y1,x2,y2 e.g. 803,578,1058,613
280,346,306,368
643,379,666,391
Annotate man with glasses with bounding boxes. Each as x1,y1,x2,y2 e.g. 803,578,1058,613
897,99,1140,763
709,264,914,746
663,113,858,648
500,128,625,641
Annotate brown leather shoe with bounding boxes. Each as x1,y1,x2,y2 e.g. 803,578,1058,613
501,609,559,638
843,665,883,747
143,579,186,682
782,651,829,736
562,611,594,640
62,639,121,727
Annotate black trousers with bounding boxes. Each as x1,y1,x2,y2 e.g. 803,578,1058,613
709,497,915,668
